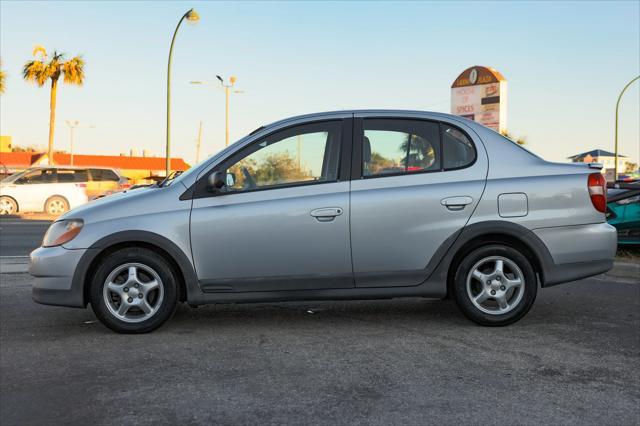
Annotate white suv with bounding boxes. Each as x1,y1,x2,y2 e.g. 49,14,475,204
0,167,124,215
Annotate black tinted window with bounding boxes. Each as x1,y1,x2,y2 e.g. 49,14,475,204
18,169,56,184
442,125,475,169
57,169,89,183
90,169,119,182
363,119,440,177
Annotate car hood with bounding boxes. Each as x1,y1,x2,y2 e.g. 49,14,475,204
58,182,188,224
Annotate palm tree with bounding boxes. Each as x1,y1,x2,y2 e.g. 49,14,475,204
0,60,5,94
23,46,85,165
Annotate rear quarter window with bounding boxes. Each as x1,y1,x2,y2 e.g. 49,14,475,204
442,125,476,170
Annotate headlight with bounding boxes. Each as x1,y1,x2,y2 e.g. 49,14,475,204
42,219,84,247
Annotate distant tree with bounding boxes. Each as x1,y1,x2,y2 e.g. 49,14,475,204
11,145,41,153
501,130,526,146
23,45,85,165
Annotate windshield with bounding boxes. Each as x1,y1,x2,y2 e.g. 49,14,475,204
1,169,31,184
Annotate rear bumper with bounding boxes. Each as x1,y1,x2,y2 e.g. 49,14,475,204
30,246,87,307
533,222,617,286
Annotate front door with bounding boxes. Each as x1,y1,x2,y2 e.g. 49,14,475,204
350,116,488,287
190,119,354,292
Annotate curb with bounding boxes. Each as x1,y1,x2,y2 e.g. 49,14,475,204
0,256,30,274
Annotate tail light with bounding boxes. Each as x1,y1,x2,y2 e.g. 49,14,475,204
588,173,607,213
74,183,87,188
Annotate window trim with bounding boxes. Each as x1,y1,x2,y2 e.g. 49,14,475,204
189,118,353,200
354,117,477,180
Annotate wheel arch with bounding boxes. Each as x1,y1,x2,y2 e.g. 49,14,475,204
440,221,554,296
75,231,198,306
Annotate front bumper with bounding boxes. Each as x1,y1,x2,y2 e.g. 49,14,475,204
30,246,88,307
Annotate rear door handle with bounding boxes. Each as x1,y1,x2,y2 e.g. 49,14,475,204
310,207,343,222
441,196,473,211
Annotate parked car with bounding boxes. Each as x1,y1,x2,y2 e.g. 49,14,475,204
607,181,640,246
0,166,126,215
29,111,617,333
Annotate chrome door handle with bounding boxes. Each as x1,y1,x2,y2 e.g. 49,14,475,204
310,207,343,222
441,196,473,211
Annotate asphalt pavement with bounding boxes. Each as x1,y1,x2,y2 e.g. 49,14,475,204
0,217,51,256
1,271,638,425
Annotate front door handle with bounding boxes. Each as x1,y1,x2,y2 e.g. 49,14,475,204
441,196,473,211
310,207,343,222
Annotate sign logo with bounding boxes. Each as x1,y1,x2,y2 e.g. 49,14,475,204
469,68,478,85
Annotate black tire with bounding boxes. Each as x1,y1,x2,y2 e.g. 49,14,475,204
90,247,178,333
452,244,537,326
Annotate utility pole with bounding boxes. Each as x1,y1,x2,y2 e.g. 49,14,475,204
614,75,639,181
195,121,203,163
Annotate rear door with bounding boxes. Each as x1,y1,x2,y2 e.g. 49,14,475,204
350,114,488,287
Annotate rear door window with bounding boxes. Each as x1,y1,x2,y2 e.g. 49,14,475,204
363,119,441,177
57,169,89,183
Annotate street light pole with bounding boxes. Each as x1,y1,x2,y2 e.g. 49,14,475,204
614,75,639,181
65,120,79,166
216,75,240,147
190,77,243,148
166,8,199,177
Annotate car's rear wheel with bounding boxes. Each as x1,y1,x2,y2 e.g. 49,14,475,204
453,244,537,326
44,196,69,215
0,196,17,215
90,247,178,333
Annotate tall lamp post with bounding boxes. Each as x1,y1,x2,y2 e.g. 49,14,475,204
65,120,95,166
614,75,639,181
166,8,199,177
190,77,243,147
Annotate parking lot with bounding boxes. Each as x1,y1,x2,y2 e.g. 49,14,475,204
1,267,638,425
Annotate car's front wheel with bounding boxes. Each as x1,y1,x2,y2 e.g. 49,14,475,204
90,247,178,333
453,244,537,326
0,196,18,215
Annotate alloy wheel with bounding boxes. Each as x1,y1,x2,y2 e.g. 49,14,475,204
102,263,165,323
466,256,525,315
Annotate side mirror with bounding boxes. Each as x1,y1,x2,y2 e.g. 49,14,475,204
207,171,227,192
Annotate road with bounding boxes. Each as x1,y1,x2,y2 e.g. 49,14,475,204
0,218,51,256
1,271,638,425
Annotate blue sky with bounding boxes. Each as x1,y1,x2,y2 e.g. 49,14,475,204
1,1,638,164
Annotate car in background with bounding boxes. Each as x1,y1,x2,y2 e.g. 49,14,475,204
607,181,640,246
0,166,127,215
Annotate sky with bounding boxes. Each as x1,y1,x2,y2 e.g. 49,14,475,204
1,0,639,165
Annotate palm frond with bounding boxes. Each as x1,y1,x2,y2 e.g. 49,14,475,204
62,56,85,85
23,60,52,87
0,60,5,94
32,45,47,59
